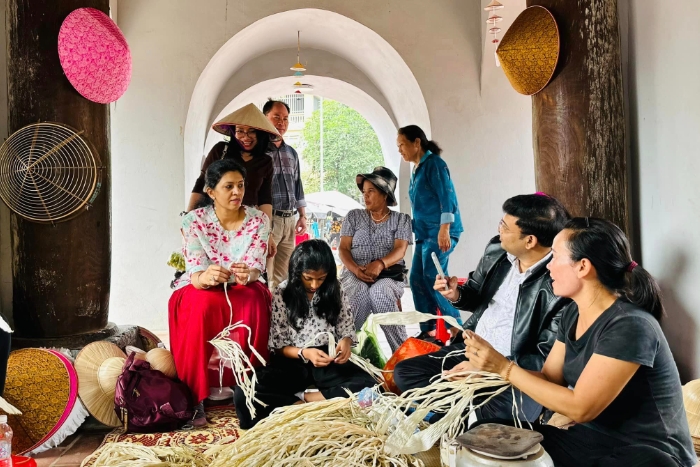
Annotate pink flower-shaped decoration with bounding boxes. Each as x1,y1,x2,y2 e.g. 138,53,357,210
58,8,131,103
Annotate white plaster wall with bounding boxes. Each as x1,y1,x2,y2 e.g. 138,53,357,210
108,0,534,332
624,0,700,381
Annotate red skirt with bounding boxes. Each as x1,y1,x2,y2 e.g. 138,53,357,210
168,282,271,403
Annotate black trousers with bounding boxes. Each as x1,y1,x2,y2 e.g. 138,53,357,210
393,342,542,422
234,347,377,429
0,330,10,396
472,420,681,467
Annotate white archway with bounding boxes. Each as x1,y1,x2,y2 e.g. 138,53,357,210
205,76,400,177
183,8,430,204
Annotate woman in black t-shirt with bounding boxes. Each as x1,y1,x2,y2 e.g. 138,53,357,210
464,218,696,467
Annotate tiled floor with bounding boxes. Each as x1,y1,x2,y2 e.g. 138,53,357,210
31,429,107,467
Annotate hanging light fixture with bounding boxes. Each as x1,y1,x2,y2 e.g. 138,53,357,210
293,81,314,92
485,0,504,66
290,31,306,72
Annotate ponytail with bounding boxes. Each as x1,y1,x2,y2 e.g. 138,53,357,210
425,140,442,156
625,265,664,321
398,125,442,156
565,217,665,320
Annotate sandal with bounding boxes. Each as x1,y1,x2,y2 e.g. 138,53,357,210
190,402,208,428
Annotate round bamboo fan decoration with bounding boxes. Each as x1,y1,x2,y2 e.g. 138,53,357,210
0,122,103,223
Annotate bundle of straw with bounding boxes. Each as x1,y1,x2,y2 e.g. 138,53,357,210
207,398,425,467
85,374,516,466
208,282,268,418
209,319,267,419
304,331,385,383
82,443,209,467
375,371,512,455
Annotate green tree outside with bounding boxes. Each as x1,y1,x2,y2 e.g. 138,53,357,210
299,99,385,199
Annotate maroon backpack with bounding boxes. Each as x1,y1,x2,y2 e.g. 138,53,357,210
114,352,194,433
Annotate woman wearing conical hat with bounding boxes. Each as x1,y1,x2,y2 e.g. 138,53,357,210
188,104,280,228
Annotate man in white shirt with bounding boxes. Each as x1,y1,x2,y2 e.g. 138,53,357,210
394,193,571,422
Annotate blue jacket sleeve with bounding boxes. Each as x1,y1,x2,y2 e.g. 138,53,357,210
427,158,457,225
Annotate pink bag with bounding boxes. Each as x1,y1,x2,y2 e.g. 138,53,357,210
114,352,194,433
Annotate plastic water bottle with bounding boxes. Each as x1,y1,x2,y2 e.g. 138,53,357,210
0,414,12,467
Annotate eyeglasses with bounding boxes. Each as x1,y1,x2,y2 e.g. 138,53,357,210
234,129,257,138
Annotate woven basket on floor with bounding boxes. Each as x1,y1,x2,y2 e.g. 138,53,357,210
683,380,700,454
692,436,700,456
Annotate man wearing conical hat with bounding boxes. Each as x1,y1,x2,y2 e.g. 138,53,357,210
263,99,308,289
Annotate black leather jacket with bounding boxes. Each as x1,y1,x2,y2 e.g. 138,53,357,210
453,236,570,371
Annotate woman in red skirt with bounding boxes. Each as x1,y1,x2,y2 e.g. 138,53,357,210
169,158,271,427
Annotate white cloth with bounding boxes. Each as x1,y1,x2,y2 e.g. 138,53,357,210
474,252,552,356
0,317,11,333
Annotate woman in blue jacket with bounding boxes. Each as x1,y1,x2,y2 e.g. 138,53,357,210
397,125,463,341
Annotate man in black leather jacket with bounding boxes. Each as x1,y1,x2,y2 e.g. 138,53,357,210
394,193,571,422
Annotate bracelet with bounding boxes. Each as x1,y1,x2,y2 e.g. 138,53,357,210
504,360,516,382
379,258,387,269
196,272,210,290
298,347,309,363
449,288,462,304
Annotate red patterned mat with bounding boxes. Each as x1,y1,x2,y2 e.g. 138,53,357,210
81,407,240,467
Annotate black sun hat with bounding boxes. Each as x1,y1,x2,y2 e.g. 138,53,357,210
356,166,398,207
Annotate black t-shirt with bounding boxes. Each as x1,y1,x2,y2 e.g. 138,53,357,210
558,300,697,467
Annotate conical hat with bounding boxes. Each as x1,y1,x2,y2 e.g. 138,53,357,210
496,6,560,95
683,380,700,437
2,349,81,454
212,103,280,137
75,342,126,427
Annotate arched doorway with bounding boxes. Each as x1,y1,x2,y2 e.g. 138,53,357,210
183,8,431,210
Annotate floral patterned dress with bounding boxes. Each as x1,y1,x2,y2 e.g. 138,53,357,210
168,204,272,403
174,205,269,289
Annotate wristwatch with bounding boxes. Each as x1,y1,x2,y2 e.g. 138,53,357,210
298,347,309,363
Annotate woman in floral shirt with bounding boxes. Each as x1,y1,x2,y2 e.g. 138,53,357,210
169,159,271,427
233,240,376,428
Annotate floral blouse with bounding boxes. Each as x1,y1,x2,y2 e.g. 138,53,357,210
174,205,269,290
268,281,356,350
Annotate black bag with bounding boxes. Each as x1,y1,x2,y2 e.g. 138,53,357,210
115,353,194,433
377,264,407,282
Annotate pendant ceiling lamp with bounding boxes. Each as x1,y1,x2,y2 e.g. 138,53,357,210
294,82,314,92
290,31,306,72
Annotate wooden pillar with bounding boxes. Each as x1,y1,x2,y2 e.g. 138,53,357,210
528,0,628,232
7,0,112,339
